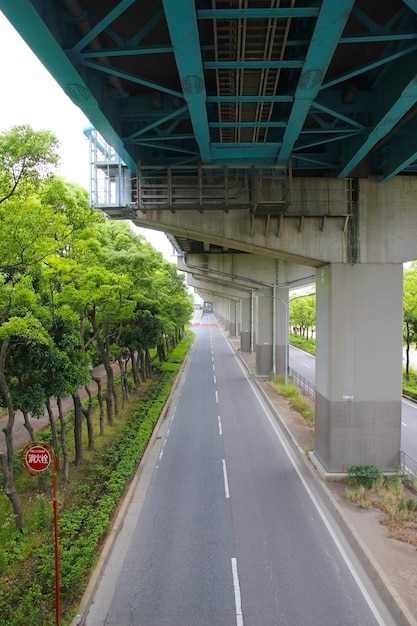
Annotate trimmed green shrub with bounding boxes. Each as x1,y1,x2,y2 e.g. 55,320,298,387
347,464,383,488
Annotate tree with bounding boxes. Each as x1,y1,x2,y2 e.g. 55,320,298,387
0,313,52,530
403,267,417,378
0,125,59,204
289,293,316,339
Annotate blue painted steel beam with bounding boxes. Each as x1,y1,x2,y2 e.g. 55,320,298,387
161,0,211,163
80,46,173,58
130,8,165,47
277,0,355,163
312,102,365,129
0,0,136,171
338,50,417,178
211,144,280,161
81,60,183,98
400,0,417,15
72,0,135,53
321,44,417,90
135,135,193,142
126,106,188,141
380,116,417,181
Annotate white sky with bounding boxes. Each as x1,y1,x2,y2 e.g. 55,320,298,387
0,12,175,261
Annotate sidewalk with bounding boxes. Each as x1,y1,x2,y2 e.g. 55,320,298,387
229,336,417,626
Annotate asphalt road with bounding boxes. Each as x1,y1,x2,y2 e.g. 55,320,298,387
85,325,397,626
289,344,417,463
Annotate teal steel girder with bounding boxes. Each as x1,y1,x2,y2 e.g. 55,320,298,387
161,0,211,163
2,0,417,177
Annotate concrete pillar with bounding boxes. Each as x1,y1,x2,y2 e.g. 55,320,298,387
273,287,289,379
229,300,237,337
254,287,288,377
236,299,241,337
218,300,229,330
240,296,252,353
314,263,403,473
255,289,273,376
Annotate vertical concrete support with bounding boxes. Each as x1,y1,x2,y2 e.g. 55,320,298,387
255,289,273,376
236,299,241,337
241,296,252,353
229,300,237,337
315,263,403,473
218,300,229,331
273,287,289,379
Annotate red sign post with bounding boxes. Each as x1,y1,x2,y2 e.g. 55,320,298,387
21,441,60,625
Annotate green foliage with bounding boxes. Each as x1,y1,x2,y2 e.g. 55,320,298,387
0,125,59,204
160,361,180,373
289,333,316,354
344,485,372,509
402,368,417,401
270,376,314,424
347,464,383,488
0,333,189,624
289,293,315,339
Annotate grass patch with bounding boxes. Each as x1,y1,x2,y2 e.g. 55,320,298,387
269,375,315,425
289,334,316,354
344,469,417,548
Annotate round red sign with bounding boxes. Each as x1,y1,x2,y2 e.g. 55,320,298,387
25,444,52,472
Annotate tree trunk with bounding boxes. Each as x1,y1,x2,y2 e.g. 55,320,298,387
0,339,25,530
104,363,115,425
139,350,146,380
82,385,95,449
91,374,105,435
145,347,152,379
157,343,165,362
57,397,69,482
90,312,117,424
117,357,129,404
405,322,411,379
22,410,36,442
129,347,140,388
46,399,60,472
71,392,83,464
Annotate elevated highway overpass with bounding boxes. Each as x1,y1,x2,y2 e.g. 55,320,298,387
2,0,417,473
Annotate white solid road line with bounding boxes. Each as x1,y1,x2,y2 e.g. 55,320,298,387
222,459,230,499
231,557,244,626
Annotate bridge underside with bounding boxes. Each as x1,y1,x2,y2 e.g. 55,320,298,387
1,0,415,473
3,0,417,183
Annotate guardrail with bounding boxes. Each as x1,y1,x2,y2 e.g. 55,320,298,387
288,367,315,401
401,451,417,479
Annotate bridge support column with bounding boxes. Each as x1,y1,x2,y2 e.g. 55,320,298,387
218,300,229,331
255,287,288,377
240,295,252,353
314,263,403,473
229,300,237,337
236,299,241,337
